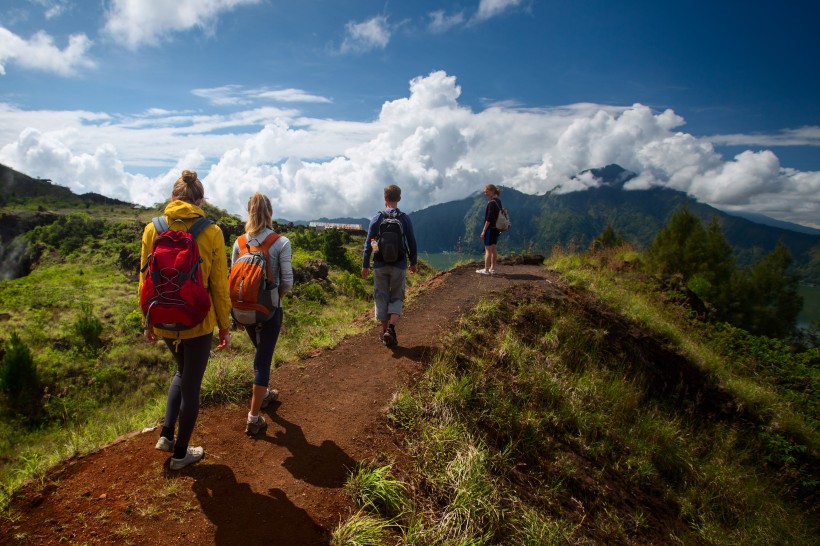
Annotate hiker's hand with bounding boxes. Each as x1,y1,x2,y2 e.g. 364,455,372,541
361,267,369,279
480,231,486,239
216,328,231,350
409,264,417,274
143,326,158,343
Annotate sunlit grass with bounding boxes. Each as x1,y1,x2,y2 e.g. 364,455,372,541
335,250,817,544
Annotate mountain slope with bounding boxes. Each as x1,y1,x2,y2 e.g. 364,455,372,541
409,166,820,282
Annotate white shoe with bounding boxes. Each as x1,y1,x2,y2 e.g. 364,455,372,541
169,446,204,470
476,268,489,275
155,436,174,452
488,269,496,275
260,388,280,409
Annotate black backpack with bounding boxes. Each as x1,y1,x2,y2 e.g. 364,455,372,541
376,211,408,264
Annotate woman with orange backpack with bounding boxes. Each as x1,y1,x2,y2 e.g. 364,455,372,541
230,192,293,436
139,170,232,470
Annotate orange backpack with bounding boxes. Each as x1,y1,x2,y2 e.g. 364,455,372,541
228,233,281,325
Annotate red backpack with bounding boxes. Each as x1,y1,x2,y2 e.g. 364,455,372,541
140,216,214,331
228,232,281,325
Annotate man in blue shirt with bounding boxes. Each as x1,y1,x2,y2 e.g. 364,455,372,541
361,184,418,346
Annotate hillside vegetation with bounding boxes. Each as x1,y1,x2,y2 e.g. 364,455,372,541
334,247,818,545
0,164,817,544
0,189,436,510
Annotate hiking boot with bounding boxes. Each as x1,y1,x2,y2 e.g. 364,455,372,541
476,268,489,275
245,415,267,436
169,446,204,470
155,436,174,452
382,326,397,347
260,388,279,409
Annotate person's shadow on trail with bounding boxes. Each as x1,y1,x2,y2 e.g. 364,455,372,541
192,464,328,546
389,344,435,362
261,412,357,488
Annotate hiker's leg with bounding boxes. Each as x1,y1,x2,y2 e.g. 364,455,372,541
171,333,212,457
161,339,187,438
373,267,390,328
249,308,283,416
487,229,499,271
385,266,406,319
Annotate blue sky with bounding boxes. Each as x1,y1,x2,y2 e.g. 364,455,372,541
1,0,819,228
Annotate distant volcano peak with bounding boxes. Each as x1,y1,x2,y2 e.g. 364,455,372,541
577,164,638,188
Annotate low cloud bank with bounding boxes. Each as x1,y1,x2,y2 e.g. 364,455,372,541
1,71,819,227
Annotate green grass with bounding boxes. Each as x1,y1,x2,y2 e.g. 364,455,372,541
334,245,818,545
0,223,437,512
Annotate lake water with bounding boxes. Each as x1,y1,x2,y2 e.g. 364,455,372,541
420,252,820,327
420,252,483,271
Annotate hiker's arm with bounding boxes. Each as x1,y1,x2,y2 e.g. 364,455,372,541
208,227,232,333
278,239,294,298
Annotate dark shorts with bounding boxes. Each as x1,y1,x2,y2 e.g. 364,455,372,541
484,229,499,246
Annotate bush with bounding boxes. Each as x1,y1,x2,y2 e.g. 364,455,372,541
0,332,41,421
296,282,328,304
73,303,103,349
336,271,368,299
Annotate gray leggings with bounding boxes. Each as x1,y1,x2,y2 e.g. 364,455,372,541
162,333,212,458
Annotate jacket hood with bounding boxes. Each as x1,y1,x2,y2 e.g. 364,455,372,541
164,200,205,220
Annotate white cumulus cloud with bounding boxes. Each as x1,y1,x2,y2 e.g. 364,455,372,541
340,16,391,53
102,0,261,49
1,70,819,228
0,27,95,76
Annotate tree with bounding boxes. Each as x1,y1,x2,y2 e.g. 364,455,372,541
735,241,803,338
591,223,624,250
649,206,707,280
0,332,41,421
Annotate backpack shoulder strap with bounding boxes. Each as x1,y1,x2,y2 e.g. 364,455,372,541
152,216,169,234
188,217,214,240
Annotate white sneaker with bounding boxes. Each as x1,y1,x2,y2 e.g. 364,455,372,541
488,269,496,275
155,436,174,452
169,446,204,470
476,268,489,275
260,388,280,409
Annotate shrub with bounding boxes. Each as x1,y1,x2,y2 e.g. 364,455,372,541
73,303,103,349
0,332,41,421
296,282,328,304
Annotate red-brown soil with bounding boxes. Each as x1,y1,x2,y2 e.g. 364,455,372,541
2,263,556,545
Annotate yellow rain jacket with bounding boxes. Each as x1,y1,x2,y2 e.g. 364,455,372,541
139,200,232,340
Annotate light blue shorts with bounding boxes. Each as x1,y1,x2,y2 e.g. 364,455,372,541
373,266,407,321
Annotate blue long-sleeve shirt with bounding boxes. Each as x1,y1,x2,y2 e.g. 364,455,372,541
361,208,418,269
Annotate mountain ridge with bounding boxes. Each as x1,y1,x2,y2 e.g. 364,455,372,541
3,162,819,282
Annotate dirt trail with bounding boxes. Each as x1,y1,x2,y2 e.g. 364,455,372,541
1,263,554,545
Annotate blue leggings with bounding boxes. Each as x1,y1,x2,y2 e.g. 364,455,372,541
162,333,212,458
244,307,283,387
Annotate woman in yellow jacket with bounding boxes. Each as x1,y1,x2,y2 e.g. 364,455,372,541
139,170,232,470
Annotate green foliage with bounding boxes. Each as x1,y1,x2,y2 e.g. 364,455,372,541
288,225,323,252
320,229,352,267
0,332,40,422
335,271,369,299
345,463,410,518
651,207,803,338
590,222,624,250
73,302,104,349
295,281,328,304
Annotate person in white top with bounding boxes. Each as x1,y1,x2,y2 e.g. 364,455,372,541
231,192,294,436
